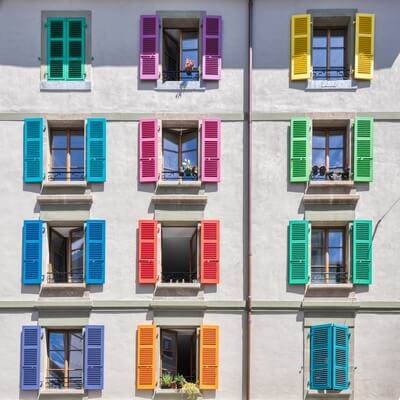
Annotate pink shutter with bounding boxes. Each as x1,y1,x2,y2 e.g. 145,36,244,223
202,16,222,80
140,15,159,80
201,119,221,182
139,119,158,182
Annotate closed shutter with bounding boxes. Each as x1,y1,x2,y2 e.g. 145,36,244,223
199,325,219,389
20,326,41,390
138,220,158,284
354,14,375,80
86,118,106,182
136,325,157,389
333,325,349,390
23,118,43,183
67,18,85,80
310,324,332,390
140,15,159,80
139,119,158,182
201,119,221,182
84,325,104,389
48,18,65,80
291,15,311,80
288,220,309,284
290,117,311,182
22,220,43,285
352,220,372,284
85,220,106,285
202,16,222,80
200,220,220,284
354,117,373,182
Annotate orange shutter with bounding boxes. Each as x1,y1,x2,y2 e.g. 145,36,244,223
136,325,157,389
138,220,157,283
199,325,219,389
200,220,220,284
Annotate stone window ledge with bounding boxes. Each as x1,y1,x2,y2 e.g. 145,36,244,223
155,80,206,91
303,193,359,205
306,389,351,398
308,180,355,188
39,388,85,397
40,80,92,91
306,79,357,91
306,283,353,291
156,282,201,289
42,180,87,189
154,388,202,399
37,194,93,205
151,194,207,206
157,180,202,189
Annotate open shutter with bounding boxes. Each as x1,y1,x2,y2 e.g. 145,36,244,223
291,14,311,80
136,325,157,389
140,15,159,80
138,220,157,284
22,220,43,285
290,117,311,182
86,118,106,183
84,325,104,390
201,119,221,182
20,326,41,390
354,117,373,182
354,14,375,80
333,325,349,390
24,118,43,183
139,119,158,182
48,18,65,80
352,220,372,284
200,220,220,284
288,220,309,284
202,16,222,80
67,18,85,80
310,324,332,390
85,220,105,285
199,325,219,389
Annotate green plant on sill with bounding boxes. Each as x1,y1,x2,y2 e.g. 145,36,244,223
182,382,200,400
174,374,186,389
160,373,174,388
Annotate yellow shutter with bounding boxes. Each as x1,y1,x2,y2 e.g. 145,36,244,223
136,325,156,389
291,14,311,80
199,325,219,389
355,13,375,80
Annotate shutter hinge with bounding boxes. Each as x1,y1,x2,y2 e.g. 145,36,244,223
85,24,88,29
84,72,87,79
44,23,48,28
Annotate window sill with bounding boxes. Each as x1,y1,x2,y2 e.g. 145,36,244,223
42,180,87,189
306,389,351,398
307,283,353,291
303,193,359,205
40,80,91,91
308,180,355,188
39,388,85,396
151,194,207,206
154,282,203,297
306,79,357,91
40,282,87,297
154,388,202,399
157,282,201,289
155,80,206,91
157,180,202,189
37,194,93,205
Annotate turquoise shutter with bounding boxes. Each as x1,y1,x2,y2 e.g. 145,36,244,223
352,220,372,284
67,18,85,80
86,119,106,182
22,221,43,285
310,324,332,390
85,220,105,284
290,117,311,182
354,117,373,182
333,325,349,390
20,326,41,390
288,220,309,284
48,18,66,80
23,118,43,183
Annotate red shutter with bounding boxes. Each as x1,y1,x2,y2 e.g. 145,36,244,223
140,15,159,80
202,16,222,80
138,220,157,284
200,220,220,284
139,119,158,182
201,119,221,182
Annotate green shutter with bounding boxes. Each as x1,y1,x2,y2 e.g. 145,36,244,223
288,220,309,284
290,118,311,182
354,117,373,182
67,18,85,80
48,18,66,80
352,220,372,284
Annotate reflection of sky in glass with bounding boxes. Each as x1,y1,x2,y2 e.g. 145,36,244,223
182,133,198,167
328,230,344,266
181,32,198,81
163,133,179,179
311,230,324,267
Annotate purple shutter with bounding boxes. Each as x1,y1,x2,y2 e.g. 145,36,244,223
202,16,222,80
20,325,41,390
201,119,221,182
140,15,159,80
84,325,104,390
139,119,158,182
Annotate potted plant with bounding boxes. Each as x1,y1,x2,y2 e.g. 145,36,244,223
174,374,186,389
182,382,201,400
185,58,195,75
160,373,174,389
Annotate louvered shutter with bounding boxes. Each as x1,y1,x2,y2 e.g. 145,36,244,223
48,18,65,80
200,220,220,284
138,220,157,284
199,325,219,389
67,18,85,80
201,119,221,182
22,220,43,285
20,326,41,390
86,118,106,182
290,117,311,182
84,325,104,389
355,14,375,80
352,220,372,284
202,16,222,80
310,324,332,390
136,325,157,389
23,118,43,183
333,325,349,390
85,220,106,285
288,220,309,284
140,15,159,80
139,119,158,182
354,117,373,182
291,15,311,80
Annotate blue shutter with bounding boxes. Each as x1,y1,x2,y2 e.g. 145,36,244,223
310,324,332,390
85,220,105,284
20,326,41,390
86,118,106,182
22,220,43,285
333,325,349,390
84,325,104,389
24,118,43,183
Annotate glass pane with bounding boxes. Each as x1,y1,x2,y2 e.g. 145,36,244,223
182,49,198,65
163,132,179,179
48,368,64,388
70,149,85,180
329,149,344,169
69,350,83,370
329,134,344,148
71,230,84,281
312,149,326,167
49,351,65,370
312,49,327,67
329,248,343,266
312,135,326,148
51,232,67,282
163,132,179,151
70,133,84,148
49,332,65,350
51,149,67,178
311,230,324,267
328,230,344,247
182,33,198,50
330,48,345,68
69,332,83,351
313,31,328,47
51,132,67,148
330,31,345,47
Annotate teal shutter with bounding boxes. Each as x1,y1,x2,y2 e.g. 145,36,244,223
24,118,43,183
333,325,349,390
290,117,311,182
354,117,373,182
22,221,43,285
67,18,85,80
87,119,106,182
352,220,372,284
85,220,105,284
310,324,332,390
48,18,66,80
288,220,309,284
